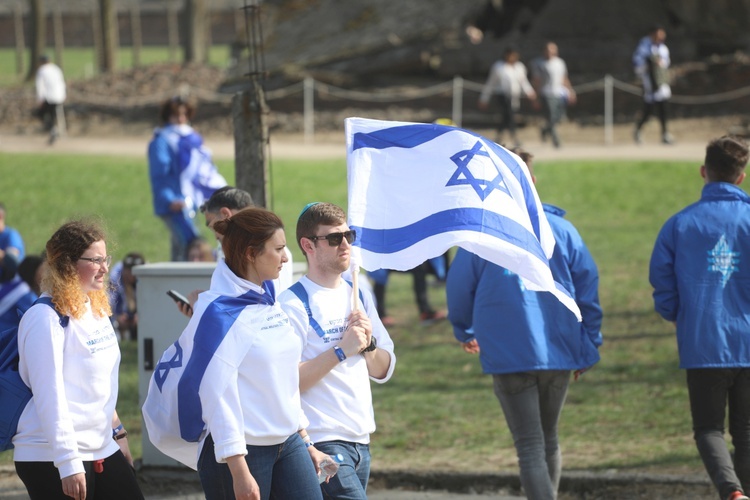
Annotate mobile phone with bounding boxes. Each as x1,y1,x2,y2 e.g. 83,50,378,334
166,289,190,308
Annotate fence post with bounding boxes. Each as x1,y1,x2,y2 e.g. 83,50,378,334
452,75,463,127
604,74,613,145
304,76,314,144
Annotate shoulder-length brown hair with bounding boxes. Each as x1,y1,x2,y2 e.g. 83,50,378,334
213,207,284,278
42,219,112,319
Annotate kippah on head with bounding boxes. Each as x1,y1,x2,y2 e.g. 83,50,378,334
299,202,321,220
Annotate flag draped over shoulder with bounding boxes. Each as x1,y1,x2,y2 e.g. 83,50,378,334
345,117,581,320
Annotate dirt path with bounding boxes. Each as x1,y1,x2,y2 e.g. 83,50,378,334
1,115,734,163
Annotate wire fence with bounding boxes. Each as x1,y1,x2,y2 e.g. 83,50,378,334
65,74,750,145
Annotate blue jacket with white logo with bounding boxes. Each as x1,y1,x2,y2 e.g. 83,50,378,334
650,182,750,369
447,204,602,374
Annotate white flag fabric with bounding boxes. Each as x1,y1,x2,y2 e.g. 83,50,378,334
345,117,581,320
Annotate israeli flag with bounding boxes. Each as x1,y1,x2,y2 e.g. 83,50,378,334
346,117,581,319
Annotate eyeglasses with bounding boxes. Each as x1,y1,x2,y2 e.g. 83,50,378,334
307,230,356,247
79,255,112,268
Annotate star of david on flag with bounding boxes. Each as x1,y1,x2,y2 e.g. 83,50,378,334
345,117,581,320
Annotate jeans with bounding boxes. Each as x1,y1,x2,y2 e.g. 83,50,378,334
492,370,570,500
314,440,371,500
495,94,518,143
541,96,566,148
635,99,669,135
198,433,323,500
160,212,199,262
687,368,750,499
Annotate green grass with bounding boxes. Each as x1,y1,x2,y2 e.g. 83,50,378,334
1,153,744,476
0,46,233,87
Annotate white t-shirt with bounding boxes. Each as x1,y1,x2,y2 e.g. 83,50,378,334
278,276,396,444
479,60,534,109
532,56,569,98
14,296,121,479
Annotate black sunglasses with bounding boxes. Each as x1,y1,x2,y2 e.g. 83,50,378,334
308,230,357,247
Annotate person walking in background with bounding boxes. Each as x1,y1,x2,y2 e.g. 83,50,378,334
278,202,396,499
478,47,536,147
446,148,602,500
531,42,576,149
148,97,226,262
34,55,66,145
650,136,750,500
633,24,673,145
13,220,143,500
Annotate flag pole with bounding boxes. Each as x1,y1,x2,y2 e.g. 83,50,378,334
351,262,360,311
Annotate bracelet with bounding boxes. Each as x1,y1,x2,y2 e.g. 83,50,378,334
333,346,347,363
305,440,315,448
112,424,124,438
114,431,128,441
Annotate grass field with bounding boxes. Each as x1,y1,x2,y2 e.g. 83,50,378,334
0,152,743,476
0,46,232,88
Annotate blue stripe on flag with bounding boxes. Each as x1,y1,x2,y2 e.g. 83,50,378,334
177,282,275,442
351,123,543,241
352,124,452,151
350,207,547,263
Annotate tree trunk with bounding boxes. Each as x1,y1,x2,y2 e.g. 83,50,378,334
184,0,207,64
98,0,118,72
14,5,25,77
232,83,269,209
26,0,45,82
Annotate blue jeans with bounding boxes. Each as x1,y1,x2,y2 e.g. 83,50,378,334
314,440,370,500
687,368,750,499
541,96,566,147
198,433,323,500
160,212,199,262
492,370,570,500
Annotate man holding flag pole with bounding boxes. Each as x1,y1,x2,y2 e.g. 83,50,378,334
278,202,396,499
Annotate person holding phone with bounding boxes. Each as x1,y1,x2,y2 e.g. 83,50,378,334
147,207,326,500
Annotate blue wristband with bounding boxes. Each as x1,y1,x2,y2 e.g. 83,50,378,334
333,346,347,363
112,424,124,438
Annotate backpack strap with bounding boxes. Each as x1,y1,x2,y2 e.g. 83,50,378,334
343,279,365,305
288,282,326,338
288,280,365,339
33,297,69,328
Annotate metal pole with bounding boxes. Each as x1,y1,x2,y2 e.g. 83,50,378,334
304,76,314,144
604,74,613,145
452,75,463,127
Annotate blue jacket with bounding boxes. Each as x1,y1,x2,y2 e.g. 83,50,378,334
447,204,602,374
148,125,186,216
650,182,750,369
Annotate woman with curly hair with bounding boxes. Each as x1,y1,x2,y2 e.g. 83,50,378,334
13,220,144,500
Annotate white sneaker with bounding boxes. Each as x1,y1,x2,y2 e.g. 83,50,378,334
662,132,674,144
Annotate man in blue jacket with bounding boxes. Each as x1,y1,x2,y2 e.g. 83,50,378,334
650,135,750,500
447,148,602,500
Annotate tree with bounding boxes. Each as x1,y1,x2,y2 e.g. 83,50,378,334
26,0,45,82
98,0,119,72
184,0,208,63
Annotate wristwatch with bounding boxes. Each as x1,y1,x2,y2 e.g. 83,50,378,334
360,337,377,354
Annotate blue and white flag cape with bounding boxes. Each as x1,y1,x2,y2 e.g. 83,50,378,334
345,117,581,320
